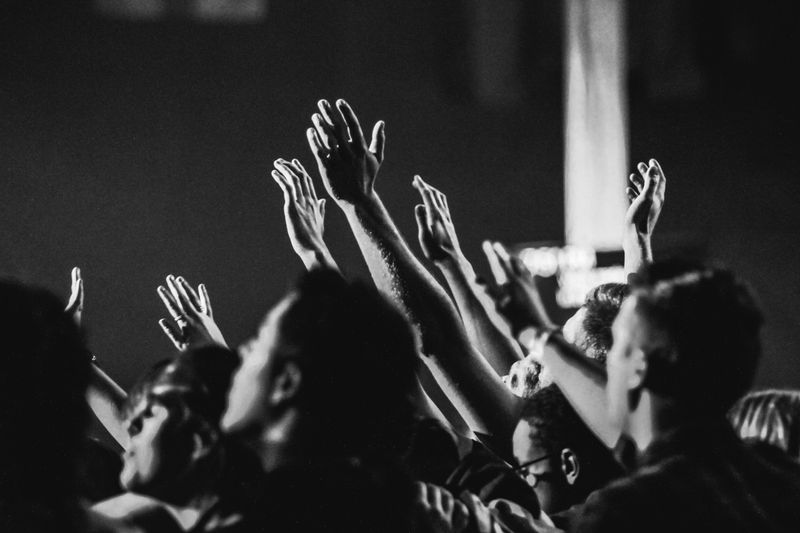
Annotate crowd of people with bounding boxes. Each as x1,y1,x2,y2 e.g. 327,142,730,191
3,98,800,532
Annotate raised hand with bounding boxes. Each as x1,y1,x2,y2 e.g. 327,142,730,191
413,483,470,533
413,175,464,264
157,275,227,351
65,266,84,326
482,242,555,335
272,158,337,270
625,158,666,236
306,98,385,205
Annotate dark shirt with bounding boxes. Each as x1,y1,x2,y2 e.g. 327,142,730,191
573,418,800,532
446,440,541,518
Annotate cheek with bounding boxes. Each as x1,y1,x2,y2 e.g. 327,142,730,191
224,364,265,427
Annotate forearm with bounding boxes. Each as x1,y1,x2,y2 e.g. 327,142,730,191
438,258,523,375
623,230,653,275
540,335,620,448
339,194,519,437
87,364,128,447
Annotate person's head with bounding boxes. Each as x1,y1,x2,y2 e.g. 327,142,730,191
605,261,763,439
565,283,630,363
512,386,621,513
729,389,800,461
505,283,629,399
222,269,418,463
120,345,239,501
0,280,89,512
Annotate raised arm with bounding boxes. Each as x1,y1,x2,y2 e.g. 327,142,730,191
271,158,339,271
412,176,524,376
65,268,128,447
623,158,666,275
305,98,519,440
270,161,471,440
485,246,620,448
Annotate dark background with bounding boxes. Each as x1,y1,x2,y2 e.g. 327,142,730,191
2,0,798,419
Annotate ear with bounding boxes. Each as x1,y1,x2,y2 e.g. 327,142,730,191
191,420,219,462
560,448,580,486
627,348,648,390
269,360,302,407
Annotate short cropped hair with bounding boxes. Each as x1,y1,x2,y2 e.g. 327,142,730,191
633,262,763,415
729,389,800,461
520,386,622,501
581,283,630,363
275,269,419,462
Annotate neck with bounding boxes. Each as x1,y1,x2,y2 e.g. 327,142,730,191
626,391,680,452
251,410,331,472
156,449,224,512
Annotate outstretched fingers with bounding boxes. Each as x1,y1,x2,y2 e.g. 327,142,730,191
483,240,508,285
158,318,184,350
158,283,185,323
413,175,437,228
318,99,348,149
336,99,367,151
306,126,329,164
198,283,212,316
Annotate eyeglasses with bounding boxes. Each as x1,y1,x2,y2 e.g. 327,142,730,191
511,453,559,488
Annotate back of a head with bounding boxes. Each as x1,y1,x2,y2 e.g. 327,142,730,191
278,269,419,462
633,261,763,416
0,279,90,529
521,386,622,501
581,283,630,363
729,389,800,461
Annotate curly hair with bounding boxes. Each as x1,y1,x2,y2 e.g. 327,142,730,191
581,283,630,363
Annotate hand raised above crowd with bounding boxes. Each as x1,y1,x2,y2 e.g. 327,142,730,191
625,158,666,237
413,175,464,265
157,274,227,351
65,266,84,326
482,242,554,336
272,158,338,271
306,98,385,206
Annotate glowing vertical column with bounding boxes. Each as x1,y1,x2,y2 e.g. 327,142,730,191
563,0,628,250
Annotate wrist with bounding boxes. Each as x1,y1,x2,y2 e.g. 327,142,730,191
336,189,380,212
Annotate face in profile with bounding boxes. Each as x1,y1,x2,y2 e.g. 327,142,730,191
512,418,571,514
221,294,296,436
604,295,649,435
119,393,195,497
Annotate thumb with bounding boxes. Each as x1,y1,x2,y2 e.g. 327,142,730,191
369,121,386,163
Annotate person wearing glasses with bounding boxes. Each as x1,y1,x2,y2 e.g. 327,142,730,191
512,385,622,523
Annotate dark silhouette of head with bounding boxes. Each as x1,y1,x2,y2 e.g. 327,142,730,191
729,389,800,461
631,263,763,416
0,279,90,530
120,345,247,503
223,268,419,464
513,385,622,513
